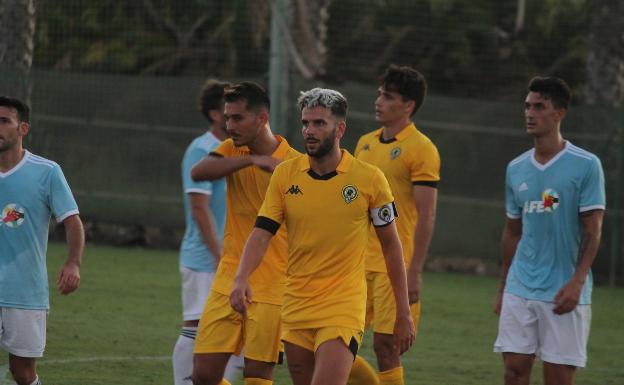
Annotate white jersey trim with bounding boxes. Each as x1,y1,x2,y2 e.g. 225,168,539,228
0,151,31,178
580,204,605,213
185,188,212,195
506,212,521,219
508,149,532,167
56,209,80,223
530,141,569,171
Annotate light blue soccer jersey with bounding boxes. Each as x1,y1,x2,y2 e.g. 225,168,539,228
504,141,606,305
180,131,226,272
0,151,79,310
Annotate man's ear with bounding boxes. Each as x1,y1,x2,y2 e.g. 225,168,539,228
18,122,30,137
336,121,346,139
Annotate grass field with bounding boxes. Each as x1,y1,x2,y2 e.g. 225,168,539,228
1,243,623,385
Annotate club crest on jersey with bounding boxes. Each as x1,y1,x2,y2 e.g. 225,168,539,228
390,147,401,160
342,185,358,204
524,188,560,214
1,203,26,228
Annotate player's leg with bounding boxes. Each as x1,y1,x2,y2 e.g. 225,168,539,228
283,340,315,385
1,308,46,385
494,293,539,385
542,363,576,385
311,338,355,385
193,291,244,385
174,268,218,385
8,355,39,385
240,301,282,384
348,273,379,385
535,300,590,385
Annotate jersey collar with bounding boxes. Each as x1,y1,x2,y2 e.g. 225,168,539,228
376,122,417,143
272,135,291,160
299,149,355,174
530,141,570,171
0,150,30,178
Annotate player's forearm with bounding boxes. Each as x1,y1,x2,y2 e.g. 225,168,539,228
193,206,221,261
499,228,520,292
234,228,272,281
191,156,253,181
382,241,411,315
407,212,435,278
572,211,603,284
64,214,85,267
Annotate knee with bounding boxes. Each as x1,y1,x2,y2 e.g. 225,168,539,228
373,336,396,358
504,364,529,384
191,366,220,385
9,368,36,385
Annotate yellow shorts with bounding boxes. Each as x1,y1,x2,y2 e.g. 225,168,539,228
365,271,421,335
282,326,363,356
194,291,282,363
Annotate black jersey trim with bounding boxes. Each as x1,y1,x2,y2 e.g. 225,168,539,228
379,136,397,144
307,169,338,180
412,180,438,188
208,152,224,158
255,216,281,235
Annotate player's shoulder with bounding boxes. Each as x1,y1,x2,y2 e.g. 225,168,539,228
507,148,533,170
351,153,384,176
358,128,382,143
275,153,305,173
565,142,600,164
193,132,221,152
25,151,59,171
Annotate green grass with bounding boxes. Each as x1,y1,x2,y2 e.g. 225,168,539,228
1,243,623,384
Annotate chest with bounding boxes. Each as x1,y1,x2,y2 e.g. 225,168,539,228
358,142,408,181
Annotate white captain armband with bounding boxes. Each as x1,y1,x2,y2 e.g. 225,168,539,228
370,202,398,227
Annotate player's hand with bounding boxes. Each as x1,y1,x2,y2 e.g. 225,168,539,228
553,279,583,314
393,311,416,355
251,155,280,173
57,261,80,295
407,272,422,304
230,278,252,315
493,290,504,316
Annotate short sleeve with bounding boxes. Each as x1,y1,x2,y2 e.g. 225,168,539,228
184,147,213,195
370,167,395,209
257,164,286,232
505,166,521,219
354,136,365,157
410,141,440,183
579,157,606,212
211,138,234,157
49,165,79,222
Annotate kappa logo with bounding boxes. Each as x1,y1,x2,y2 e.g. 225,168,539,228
1,203,26,228
362,144,370,151
342,185,358,204
286,185,303,195
390,147,401,160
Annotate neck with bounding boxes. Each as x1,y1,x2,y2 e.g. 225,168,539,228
381,117,411,140
248,125,279,155
533,130,565,164
309,147,342,175
210,125,228,141
0,146,25,173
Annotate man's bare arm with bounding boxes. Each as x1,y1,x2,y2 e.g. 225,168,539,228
57,214,85,295
494,217,522,315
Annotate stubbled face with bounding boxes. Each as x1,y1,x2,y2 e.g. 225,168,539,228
524,92,564,138
374,86,412,126
223,100,265,147
301,106,342,158
0,106,27,153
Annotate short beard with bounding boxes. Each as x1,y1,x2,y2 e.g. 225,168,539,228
306,128,336,158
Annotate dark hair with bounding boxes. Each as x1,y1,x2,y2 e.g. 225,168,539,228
0,96,30,123
224,81,270,112
198,79,230,122
381,64,427,116
527,76,571,110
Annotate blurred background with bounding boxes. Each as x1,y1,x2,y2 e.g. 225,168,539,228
0,0,622,284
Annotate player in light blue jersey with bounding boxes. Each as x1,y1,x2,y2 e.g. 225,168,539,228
0,96,85,385
173,80,243,385
493,77,605,385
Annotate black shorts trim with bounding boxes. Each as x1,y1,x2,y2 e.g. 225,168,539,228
412,180,438,188
255,216,281,235
277,350,284,365
349,337,359,359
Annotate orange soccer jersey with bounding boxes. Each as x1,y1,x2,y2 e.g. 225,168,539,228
355,122,440,272
257,150,396,331
210,135,300,305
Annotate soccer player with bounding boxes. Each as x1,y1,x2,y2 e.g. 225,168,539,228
173,79,243,385
493,76,605,385
351,64,440,385
230,88,415,385
190,81,300,385
0,96,85,385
